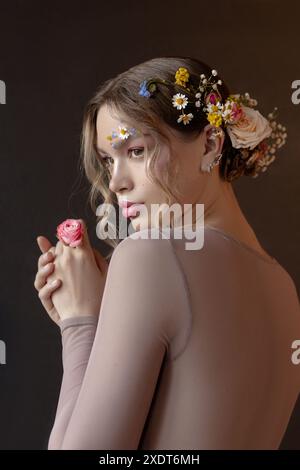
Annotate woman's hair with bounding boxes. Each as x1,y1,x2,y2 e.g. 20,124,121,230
80,55,258,251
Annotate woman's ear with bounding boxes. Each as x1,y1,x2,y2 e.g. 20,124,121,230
200,124,225,173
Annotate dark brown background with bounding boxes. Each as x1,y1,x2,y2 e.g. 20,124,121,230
0,0,299,449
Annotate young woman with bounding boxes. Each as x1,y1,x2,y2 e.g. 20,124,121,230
34,56,300,450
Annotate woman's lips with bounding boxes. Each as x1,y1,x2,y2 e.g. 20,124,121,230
122,203,145,218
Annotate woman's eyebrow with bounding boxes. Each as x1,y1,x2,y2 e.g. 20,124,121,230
96,133,150,154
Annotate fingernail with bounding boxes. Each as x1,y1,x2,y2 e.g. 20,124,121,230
51,280,58,286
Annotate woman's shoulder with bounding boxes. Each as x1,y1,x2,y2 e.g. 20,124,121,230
115,227,174,251
108,227,182,277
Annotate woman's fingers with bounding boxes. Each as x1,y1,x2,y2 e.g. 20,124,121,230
37,249,55,271
37,235,53,254
55,240,64,256
37,235,56,271
35,235,63,324
34,262,55,291
38,278,62,317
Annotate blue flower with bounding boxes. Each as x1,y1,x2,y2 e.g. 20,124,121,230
139,80,151,98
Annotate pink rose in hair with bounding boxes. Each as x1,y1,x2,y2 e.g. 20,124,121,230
56,219,84,247
226,105,272,150
230,102,244,123
205,92,220,105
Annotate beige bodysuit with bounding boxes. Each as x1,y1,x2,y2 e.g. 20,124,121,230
47,225,300,450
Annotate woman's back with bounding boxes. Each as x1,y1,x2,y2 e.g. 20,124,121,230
47,224,300,450
138,225,300,449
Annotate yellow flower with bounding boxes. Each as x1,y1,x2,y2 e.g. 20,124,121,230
209,104,219,113
175,67,190,87
207,113,223,127
227,94,240,103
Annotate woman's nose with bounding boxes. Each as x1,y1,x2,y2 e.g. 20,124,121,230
108,161,133,193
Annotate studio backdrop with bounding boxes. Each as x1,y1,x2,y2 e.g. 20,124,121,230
0,0,299,450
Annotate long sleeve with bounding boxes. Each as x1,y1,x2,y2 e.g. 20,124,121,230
47,230,191,450
48,315,98,449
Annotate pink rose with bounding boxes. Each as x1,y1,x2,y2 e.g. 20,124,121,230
229,102,244,123
226,105,272,150
56,219,84,247
205,92,221,105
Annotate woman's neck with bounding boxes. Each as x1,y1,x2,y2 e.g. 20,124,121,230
192,180,263,250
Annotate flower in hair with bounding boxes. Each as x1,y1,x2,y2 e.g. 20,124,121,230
239,108,287,177
177,113,194,125
172,93,189,110
139,80,153,98
226,104,272,150
139,79,161,98
138,66,288,177
174,67,190,87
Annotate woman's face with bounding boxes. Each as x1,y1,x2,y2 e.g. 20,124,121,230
96,104,220,231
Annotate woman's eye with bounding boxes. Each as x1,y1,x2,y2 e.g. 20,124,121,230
129,148,144,158
101,148,144,168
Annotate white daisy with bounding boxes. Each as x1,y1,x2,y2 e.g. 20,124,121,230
118,126,130,140
177,113,194,125
172,93,188,110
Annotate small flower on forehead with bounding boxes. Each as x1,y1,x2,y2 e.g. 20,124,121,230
106,126,137,141
106,129,119,142
106,125,137,147
172,93,189,110
118,126,130,140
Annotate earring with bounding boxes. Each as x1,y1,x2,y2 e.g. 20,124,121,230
208,152,223,173
210,127,224,139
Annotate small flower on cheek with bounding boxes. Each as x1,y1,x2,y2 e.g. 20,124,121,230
56,219,84,247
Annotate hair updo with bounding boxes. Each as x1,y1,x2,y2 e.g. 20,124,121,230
80,56,269,249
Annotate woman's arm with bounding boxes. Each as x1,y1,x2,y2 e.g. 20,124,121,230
48,233,190,450
49,315,98,439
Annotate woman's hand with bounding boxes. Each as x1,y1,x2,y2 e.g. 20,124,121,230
34,236,62,325
34,220,109,325
49,220,108,321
